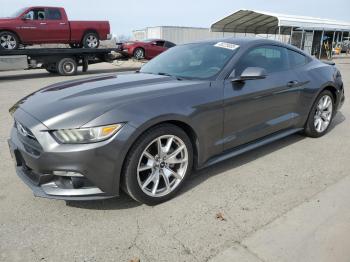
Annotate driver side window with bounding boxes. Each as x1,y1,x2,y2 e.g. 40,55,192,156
235,45,288,76
24,9,46,20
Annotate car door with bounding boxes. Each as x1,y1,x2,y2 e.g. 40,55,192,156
147,40,166,58
18,8,48,43
44,8,70,42
223,45,301,151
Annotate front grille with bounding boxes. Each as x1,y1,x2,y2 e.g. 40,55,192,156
14,121,37,141
14,120,43,153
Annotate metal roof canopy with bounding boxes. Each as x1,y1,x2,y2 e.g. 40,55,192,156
211,10,350,35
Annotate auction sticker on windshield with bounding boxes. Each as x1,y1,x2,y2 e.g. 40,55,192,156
214,42,239,50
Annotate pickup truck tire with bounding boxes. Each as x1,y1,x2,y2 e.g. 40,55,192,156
57,58,77,76
82,32,100,49
0,31,19,50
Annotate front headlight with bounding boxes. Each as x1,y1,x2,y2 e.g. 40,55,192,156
52,124,123,144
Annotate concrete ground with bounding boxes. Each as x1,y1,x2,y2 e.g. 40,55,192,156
0,60,349,262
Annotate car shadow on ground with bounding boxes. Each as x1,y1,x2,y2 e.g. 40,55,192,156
0,68,138,82
66,112,346,210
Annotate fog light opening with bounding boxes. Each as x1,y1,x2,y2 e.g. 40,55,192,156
71,177,85,189
52,171,83,177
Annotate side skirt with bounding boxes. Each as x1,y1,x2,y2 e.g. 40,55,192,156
201,128,304,169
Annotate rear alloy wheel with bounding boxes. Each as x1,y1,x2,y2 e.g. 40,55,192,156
133,48,145,60
305,90,334,138
0,31,19,50
82,32,100,49
123,124,193,205
57,58,77,76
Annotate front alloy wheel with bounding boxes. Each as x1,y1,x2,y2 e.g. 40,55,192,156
123,124,193,205
133,48,145,60
137,135,188,197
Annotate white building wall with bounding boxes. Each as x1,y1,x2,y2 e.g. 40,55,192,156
146,27,163,39
133,30,147,41
132,26,239,44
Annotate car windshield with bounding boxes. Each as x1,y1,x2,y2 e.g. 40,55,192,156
3,7,27,18
140,42,238,79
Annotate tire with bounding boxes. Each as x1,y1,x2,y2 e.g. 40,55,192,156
82,32,100,49
122,124,193,205
69,43,82,49
45,64,58,74
133,48,145,60
57,58,77,76
46,68,58,74
304,90,335,138
0,31,19,50
82,59,89,72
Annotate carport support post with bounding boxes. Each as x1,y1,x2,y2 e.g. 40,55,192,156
331,31,336,58
319,30,325,59
341,31,344,43
300,29,305,50
278,26,281,42
289,27,294,44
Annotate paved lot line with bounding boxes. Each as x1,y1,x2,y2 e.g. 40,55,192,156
212,174,350,262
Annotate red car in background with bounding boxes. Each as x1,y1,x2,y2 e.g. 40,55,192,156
0,6,111,50
121,39,176,60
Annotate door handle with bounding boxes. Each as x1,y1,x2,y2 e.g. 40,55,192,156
40,22,46,25
287,80,299,87
60,22,66,25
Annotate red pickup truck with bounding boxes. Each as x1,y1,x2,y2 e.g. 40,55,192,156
0,7,111,50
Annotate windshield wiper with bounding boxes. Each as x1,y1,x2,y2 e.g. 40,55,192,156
157,72,185,81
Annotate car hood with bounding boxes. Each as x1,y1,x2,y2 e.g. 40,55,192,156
11,73,200,130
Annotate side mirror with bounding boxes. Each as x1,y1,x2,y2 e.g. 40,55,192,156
232,67,267,82
151,42,157,45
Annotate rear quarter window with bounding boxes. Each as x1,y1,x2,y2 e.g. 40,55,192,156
288,49,308,68
165,41,176,48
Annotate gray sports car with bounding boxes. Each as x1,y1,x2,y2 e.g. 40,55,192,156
8,38,345,205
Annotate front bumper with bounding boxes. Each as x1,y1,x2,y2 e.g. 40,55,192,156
8,108,135,200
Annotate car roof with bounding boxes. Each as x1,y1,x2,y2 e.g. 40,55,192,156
198,37,282,46
28,6,64,9
188,37,311,57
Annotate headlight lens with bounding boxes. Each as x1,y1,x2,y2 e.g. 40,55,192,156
52,124,122,144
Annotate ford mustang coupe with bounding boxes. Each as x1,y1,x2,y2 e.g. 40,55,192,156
8,38,345,205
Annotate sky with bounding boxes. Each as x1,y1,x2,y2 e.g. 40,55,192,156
1,0,349,37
